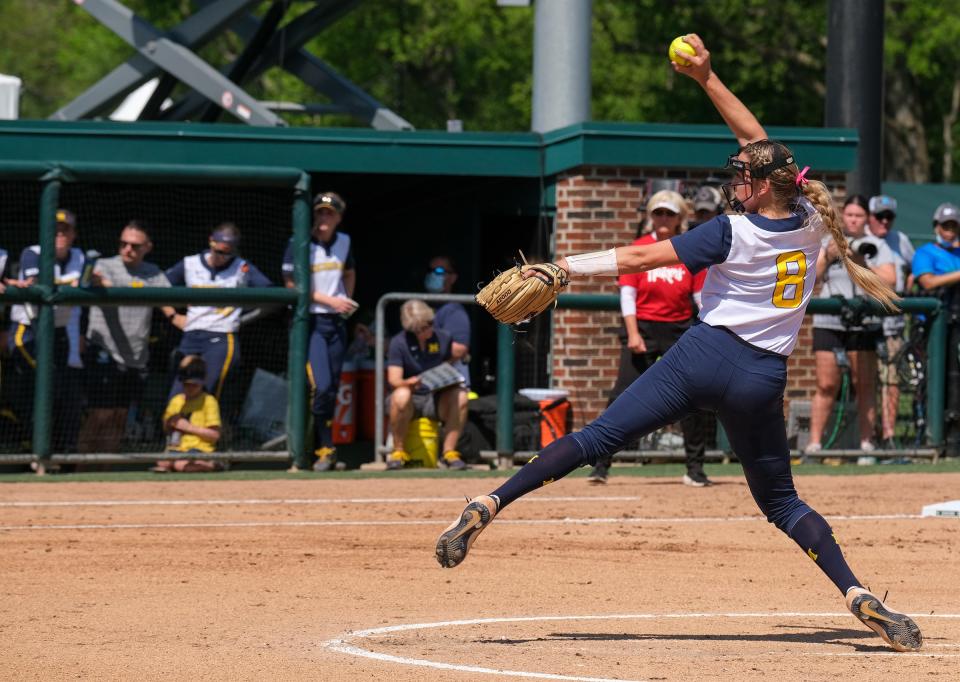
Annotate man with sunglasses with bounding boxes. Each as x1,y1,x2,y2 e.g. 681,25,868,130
282,191,357,471
78,220,170,453
866,195,916,449
164,222,273,404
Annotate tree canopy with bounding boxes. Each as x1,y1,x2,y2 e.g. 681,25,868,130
1,0,958,181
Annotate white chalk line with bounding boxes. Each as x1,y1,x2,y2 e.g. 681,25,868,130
0,512,926,532
0,496,649,508
323,612,960,680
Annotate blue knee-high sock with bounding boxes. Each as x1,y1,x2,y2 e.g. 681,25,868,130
489,435,589,510
789,511,861,594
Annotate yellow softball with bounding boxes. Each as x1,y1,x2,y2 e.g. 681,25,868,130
669,36,695,67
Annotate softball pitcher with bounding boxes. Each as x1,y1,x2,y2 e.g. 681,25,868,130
436,35,921,653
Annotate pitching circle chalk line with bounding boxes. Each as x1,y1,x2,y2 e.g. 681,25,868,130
323,612,960,681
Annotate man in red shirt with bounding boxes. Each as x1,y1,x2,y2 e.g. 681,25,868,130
588,189,711,486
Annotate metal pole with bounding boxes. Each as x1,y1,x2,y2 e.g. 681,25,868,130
286,173,312,468
926,302,947,447
531,0,592,133
495,323,515,461
33,174,61,467
825,0,884,196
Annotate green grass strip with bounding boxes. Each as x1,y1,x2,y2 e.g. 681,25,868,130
1,459,958,484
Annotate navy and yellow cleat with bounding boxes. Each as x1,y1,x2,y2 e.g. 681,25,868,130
435,495,498,568
312,447,337,472
845,587,922,652
442,450,467,470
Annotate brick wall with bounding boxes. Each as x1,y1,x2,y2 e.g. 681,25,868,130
552,168,643,428
549,165,846,429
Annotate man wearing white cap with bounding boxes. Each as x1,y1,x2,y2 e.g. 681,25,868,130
866,195,915,449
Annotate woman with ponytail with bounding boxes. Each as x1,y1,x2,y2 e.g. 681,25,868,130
435,36,919,653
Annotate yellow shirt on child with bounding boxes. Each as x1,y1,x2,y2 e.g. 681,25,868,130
162,392,221,453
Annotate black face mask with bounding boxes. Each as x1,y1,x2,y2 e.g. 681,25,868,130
720,141,796,214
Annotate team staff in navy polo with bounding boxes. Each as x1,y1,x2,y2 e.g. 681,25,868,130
282,191,357,472
385,299,467,470
163,223,273,401
6,209,85,452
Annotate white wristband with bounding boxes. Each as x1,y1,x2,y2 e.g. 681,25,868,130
565,248,619,276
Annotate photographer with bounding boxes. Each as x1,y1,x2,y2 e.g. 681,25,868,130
806,195,896,456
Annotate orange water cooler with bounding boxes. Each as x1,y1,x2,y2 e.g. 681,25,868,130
332,360,357,444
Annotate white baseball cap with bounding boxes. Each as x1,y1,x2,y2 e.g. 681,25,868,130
647,196,682,214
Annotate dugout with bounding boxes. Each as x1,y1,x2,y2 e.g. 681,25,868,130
0,119,858,460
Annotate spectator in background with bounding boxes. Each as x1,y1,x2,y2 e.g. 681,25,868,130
6,209,85,453
914,203,960,455
386,299,467,470
587,190,711,486
78,220,170,453
0,246,8,354
690,184,725,227
425,254,471,427
912,202,960,294
807,195,896,457
282,191,357,472
163,223,272,404
153,355,223,473
866,195,916,449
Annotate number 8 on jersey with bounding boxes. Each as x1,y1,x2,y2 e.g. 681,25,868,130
772,250,806,309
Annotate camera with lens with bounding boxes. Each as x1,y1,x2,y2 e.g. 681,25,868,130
850,238,877,259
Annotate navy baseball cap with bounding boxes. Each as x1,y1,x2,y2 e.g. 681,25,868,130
313,192,346,214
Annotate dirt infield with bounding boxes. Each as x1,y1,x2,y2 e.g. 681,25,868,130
2,471,959,681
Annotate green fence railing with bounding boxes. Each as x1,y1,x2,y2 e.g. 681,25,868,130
494,294,948,460
0,162,312,469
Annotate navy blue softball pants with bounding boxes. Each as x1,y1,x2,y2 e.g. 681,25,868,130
489,321,861,594
170,330,239,401
499,322,811,534
577,321,810,532
307,314,347,450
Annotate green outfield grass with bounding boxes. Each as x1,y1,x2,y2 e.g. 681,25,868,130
1,459,958,484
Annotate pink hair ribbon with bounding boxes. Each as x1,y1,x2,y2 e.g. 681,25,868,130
795,166,810,186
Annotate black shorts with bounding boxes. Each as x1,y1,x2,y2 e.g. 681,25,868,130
812,327,882,353
83,345,147,409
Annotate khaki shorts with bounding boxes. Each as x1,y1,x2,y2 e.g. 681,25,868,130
880,335,904,386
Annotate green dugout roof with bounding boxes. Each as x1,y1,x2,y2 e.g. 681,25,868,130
0,120,857,178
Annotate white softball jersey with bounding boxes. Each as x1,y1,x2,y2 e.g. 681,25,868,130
10,245,84,328
180,253,253,333
282,233,353,315
672,202,824,355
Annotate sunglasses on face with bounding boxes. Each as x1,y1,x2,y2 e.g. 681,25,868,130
209,242,235,258
939,221,959,231
651,209,677,218
873,211,896,222
119,240,147,251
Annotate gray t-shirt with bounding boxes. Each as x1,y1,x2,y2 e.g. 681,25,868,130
86,256,170,368
867,227,916,336
813,234,893,332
